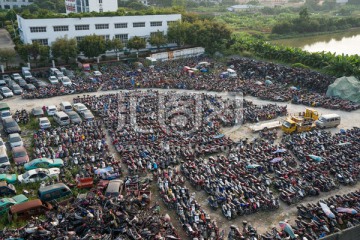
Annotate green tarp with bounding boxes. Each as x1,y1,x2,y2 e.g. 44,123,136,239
326,76,360,103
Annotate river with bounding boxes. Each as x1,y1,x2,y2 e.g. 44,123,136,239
272,29,360,56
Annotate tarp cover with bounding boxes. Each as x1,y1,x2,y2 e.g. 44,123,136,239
326,76,360,103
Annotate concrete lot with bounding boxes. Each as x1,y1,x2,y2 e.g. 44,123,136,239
0,28,15,49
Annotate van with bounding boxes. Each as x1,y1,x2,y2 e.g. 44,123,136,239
8,199,52,222
53,111,70,126
227,69,237,78
315,114,341,129
59,102,72,112
54,70,64,79
38,183,72,202
105,179,123,197
0,148,10,169
49,68,60,75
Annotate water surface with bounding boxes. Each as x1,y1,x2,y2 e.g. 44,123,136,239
272,29,360,55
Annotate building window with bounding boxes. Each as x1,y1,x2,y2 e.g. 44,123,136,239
95,24,109,29
150,21,162,27
30,27,46,33
32,39,48,45
53,25,69,32
76,36,85,42
115,34,128,43
167,21,177,26
99,0,102,3
150,31,164,37
100,35,110,40
75,24,89,31
114,23,127,29
133,22,145,28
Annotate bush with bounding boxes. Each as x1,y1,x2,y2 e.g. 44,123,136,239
292,63,310,69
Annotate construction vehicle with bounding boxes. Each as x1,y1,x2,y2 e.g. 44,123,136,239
282,108,319,134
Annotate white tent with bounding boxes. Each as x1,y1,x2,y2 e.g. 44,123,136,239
326,76,360,103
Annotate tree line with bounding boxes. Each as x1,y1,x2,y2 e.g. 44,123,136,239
272,8,360,35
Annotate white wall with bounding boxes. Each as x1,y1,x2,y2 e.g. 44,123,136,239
17,14,181,45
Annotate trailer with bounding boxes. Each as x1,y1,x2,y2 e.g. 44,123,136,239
249,120,282,132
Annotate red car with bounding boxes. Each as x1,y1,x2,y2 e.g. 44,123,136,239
12,146,29,165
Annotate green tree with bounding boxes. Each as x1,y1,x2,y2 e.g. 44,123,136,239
51,36,77,63
15,42,50,66
148,30,167,49
109,38,124,57
167,21,191,46
127,36,146,51
0,48,16,69
78,35,106,59
299,8,310,22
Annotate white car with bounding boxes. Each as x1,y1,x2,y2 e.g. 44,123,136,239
9,133,23,149
1,110,12,121
60,76,72,86
0,137,6,153
73,103,88,113
39,117,51,129
46,105,57,116
48,76,59,84
18,168,60,183
0,87,13,98
11,73,22,81
93,71,102,76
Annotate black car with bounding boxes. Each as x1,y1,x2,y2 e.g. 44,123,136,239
26,77,38,84
33,80,47,88
23,84,36,91
0,181,16,196
3,118,21,134
31,107,44,117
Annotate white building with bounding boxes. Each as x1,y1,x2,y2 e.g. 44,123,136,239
65,0,118,13
0,0,33,10
17,14,181,46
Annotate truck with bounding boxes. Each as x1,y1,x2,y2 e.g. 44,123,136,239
282,108,319,134
249,120,282,132
21,67,32,79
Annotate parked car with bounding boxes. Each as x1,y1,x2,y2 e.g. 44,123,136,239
0,181,16,196
25,77,38,84
80,110,94,122
46,105,57,116
64,70,75,79
0,87,14,98
11,73,22,81
93,71,102,76
33,80,47,88
8,199,52,221
24,158,64,171
39,117,51,129
48,76,59,85
0,174,17,184
18,168,60,183
9,133,23,149
12,146,29,165
10,84,23,95
66,111,82,124
1,110,12,121
73,103,88,113
31,107,44,117
60,76,72,86
0,80,6,87
1,74,11,84
7,80,17,88
0,194,28,214
38,183,72,202
0,138,6,152
18,79,27,87
23,84,36,91
3,118,21,134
